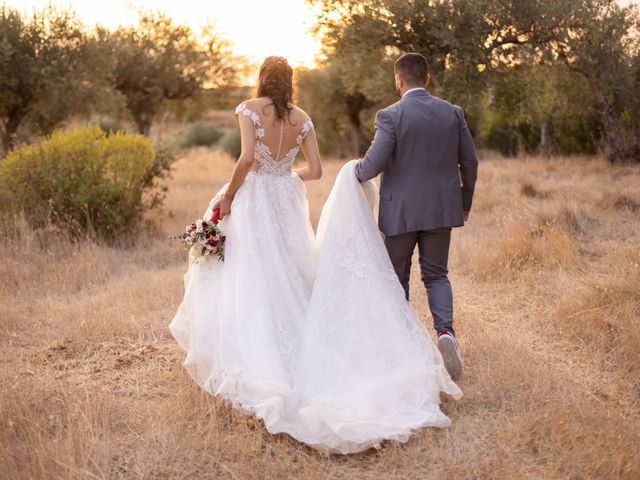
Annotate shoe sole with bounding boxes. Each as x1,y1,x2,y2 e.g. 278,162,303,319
438,336,462,381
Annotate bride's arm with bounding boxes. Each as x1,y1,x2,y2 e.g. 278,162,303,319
212,114,256,220
294,128,322,181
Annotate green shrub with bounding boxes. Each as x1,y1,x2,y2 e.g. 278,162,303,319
98,117,128,135
178,120,224,149
218,127,241,159
0,125,174,241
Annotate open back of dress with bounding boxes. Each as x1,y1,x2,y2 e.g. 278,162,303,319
235,102,313,177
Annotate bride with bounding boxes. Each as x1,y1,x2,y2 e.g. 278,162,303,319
169,56,462,454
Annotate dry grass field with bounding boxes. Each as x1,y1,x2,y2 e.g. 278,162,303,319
1,149,639,479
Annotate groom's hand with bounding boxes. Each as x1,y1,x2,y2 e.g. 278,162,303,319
464,211,470,222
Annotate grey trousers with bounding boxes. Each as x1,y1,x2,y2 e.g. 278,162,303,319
384,228,454,334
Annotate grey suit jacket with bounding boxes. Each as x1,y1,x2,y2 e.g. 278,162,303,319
355,89,478,237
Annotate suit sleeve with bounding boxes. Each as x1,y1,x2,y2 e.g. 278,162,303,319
455,105,478,212
355,109,396,183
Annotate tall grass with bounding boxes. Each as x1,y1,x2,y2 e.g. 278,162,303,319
1,151,639,479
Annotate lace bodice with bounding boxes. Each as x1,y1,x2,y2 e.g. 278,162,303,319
235,102,314,177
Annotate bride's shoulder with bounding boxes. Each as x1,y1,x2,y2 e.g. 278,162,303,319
235,99,268,124
290,105,312,122
235,97,260,111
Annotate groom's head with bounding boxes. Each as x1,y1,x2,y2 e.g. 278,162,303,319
394,53,430,97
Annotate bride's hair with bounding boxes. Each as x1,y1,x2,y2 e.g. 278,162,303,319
257,56,294,123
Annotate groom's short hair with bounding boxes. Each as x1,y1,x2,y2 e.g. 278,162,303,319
394,53,429,85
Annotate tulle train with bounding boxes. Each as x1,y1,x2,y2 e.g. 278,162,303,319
169,163,462,454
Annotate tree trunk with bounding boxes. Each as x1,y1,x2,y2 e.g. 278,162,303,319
345,91,372,157
594,87,631,163
506,125,516,157
539,120,551,157
600,104,630,163
1,128,12,156
1,113,22,155
135,114,152,136
349,120,368,157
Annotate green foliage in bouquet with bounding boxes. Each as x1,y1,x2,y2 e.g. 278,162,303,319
0,125,174,241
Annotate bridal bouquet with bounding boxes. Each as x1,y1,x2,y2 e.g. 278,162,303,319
171,208,225,262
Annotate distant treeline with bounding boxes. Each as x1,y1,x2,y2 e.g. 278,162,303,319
1,2,638,162
0,6,245,154
297,0,640,163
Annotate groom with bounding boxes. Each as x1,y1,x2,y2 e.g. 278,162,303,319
355,52,478,381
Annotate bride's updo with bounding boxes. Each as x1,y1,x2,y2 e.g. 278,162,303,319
257,56,294,122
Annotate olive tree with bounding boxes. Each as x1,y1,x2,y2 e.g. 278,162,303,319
310,0,639,161
105,13,239,136
0,6,92,154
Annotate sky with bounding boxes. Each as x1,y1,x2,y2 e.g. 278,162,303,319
8,0,639,69
9,0,324,68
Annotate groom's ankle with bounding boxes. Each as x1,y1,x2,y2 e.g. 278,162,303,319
437,328,456,338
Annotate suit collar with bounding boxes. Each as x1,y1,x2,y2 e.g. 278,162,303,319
402,88,430,99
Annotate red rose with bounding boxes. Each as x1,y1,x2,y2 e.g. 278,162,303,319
211,208,221,224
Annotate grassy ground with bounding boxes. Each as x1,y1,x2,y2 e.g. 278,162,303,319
1,149,639,479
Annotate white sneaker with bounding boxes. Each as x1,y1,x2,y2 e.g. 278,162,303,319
437,330,462,381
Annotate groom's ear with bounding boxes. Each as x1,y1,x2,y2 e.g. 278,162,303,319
424,73,431,88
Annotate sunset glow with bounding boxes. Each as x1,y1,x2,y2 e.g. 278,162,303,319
9,0,323,68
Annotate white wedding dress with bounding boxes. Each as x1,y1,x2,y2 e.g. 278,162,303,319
169,103,462,454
